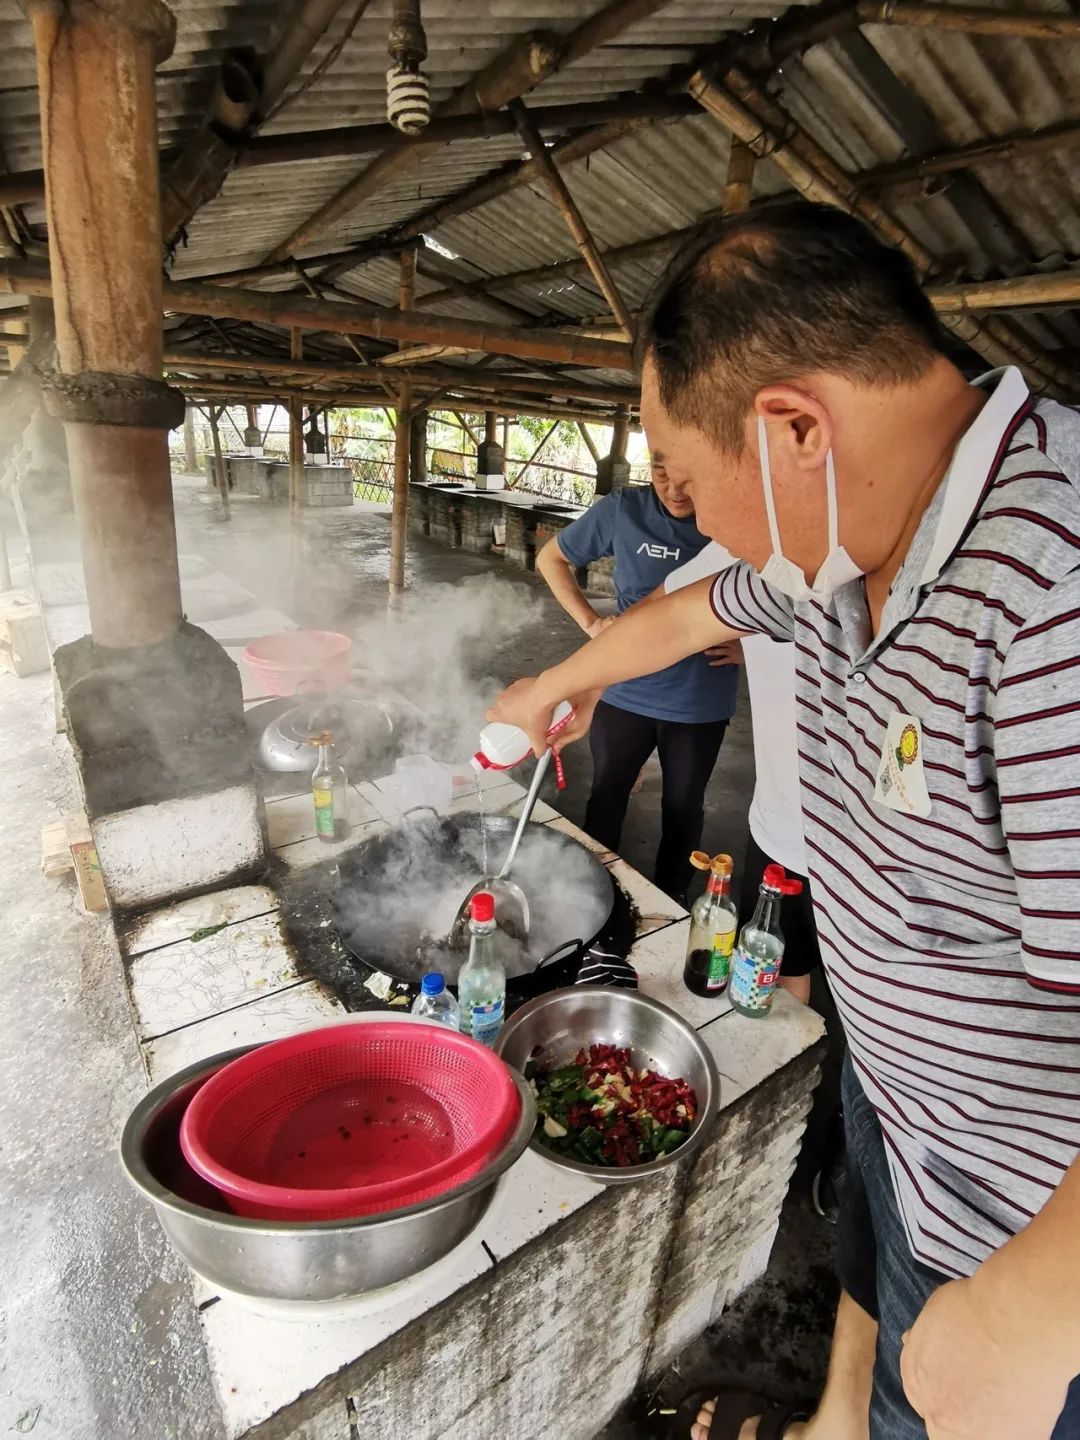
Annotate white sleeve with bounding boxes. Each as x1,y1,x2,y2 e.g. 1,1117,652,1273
664,540,736,594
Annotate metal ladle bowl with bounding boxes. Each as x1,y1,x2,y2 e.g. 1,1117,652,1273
450,749,552,944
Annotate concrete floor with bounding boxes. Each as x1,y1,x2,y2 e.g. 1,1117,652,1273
0,478,838,1440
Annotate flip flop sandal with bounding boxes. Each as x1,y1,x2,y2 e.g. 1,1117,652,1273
661,1387,811,1440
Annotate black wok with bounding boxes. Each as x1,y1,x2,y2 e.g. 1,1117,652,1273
332,812,614,998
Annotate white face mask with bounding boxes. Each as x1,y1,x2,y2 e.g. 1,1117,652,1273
756,415,863,603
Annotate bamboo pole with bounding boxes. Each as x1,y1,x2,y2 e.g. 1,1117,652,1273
723,142,756,214
205,405,231,520
163,347,639,406
510,421,559,489
687,65,1074,395
178,378,634,426
861,118,1080,195
183,405,198,471
577,421,600,464
927,271,1080,312
509,100,636,337
389,251,415,607
856,0,1080,38
452,410,482,449
268,0,681,261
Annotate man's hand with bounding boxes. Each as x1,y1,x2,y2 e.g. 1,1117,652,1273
485,678,552,758
901,1274,1070,1440
706,639,744,667
586,615,615,640
485,681,600,758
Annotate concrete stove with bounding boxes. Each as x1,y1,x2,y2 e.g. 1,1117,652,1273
117,770,825,1440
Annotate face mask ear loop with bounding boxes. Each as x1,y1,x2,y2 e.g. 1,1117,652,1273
825,447,840,552
758,415,784,556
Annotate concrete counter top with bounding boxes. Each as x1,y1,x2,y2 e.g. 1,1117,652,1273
119,775,825,1440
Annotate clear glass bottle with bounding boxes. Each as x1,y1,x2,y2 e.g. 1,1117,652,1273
411,972,461,1029
683,852,738,997
457,892,506,1047
729,863,804,1018
310,730,348,843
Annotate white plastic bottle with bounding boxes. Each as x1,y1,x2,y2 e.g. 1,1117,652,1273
471,700,574,773
457,892,506,1046
410,972,460,1029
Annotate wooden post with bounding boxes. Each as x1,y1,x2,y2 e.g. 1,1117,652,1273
410,408,428,484
183,405,198,471
389,250,416,607
323,407,332,462
509,99,636,337
577,421,600,464
29,0,182,649
288,328,304,516
206,406,231,520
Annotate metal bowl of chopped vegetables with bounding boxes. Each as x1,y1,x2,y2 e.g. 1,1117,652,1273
494,985,719,1184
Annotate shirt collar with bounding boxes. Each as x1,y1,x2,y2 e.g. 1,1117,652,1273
853,366,1030,656
917,365,1030,587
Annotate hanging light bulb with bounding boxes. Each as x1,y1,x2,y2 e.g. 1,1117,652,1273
387,0,430,135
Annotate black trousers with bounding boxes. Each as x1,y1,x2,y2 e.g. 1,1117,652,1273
584,699,728,901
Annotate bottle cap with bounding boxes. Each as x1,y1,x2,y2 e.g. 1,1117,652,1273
711,853,733,876
763,863,804,896
471,891,495,923
420,972,445,996
470,751,491,772
689,850,712,871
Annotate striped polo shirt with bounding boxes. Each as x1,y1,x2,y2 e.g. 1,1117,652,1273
711,367,1080,1278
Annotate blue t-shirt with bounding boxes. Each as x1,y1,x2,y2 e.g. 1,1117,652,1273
556,487,738,724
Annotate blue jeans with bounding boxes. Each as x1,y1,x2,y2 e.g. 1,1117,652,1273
839,1058,1080,1439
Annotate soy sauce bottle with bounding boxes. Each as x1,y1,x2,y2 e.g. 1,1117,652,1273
682,852,738,997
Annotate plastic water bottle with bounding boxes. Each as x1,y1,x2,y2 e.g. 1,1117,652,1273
411,972,460,1029
471,700,574,773
457,892,506,1046
729,864,804,1018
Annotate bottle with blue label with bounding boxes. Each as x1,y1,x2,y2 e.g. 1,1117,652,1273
457,891,505,1046
730,864,804,1018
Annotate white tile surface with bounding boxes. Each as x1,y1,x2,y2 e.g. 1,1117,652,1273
543,815,617,865
607,859,687,936
118,885,279,958
480,1148,602,1262
272,817,388,871
200,1237,493,1439
128,911,298,1038
145,981,345,1081
631,919,733,1029
265,788,380,848
699,991,826,1108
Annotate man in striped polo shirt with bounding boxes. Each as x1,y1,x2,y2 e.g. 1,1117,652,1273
489,204,1080,1440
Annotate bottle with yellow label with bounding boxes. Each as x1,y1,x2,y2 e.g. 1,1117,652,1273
310,730,349,843
682,852,738,997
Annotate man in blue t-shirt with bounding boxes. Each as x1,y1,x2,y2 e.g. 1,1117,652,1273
536,464,737,901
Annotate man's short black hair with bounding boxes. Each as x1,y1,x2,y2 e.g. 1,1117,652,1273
639,201,950,451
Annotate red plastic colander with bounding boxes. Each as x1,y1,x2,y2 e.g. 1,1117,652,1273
178,1023,520,1221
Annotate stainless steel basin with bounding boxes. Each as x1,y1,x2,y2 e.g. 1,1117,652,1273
494,985,719,1185
120,1046,535,1302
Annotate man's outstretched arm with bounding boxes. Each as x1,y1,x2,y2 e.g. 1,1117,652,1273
486,576,741,755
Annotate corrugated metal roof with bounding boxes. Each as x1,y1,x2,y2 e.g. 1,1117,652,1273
2,0,1080,401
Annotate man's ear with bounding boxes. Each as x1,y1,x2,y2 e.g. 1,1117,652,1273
754,385,832,472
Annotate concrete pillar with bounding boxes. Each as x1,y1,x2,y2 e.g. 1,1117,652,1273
595,403,631,497
30,0,265,909
476,409,505,483
31,0,183,650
